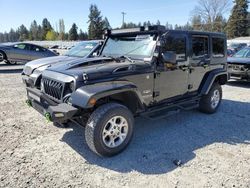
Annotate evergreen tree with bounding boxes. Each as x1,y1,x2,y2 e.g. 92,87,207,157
8,29,18,42
103,17,111,29
213,15,227,32
0,33,4,42
78,29,88,40
156,20,161,25
88,4,104,39
37,25,43,41
42,18,52,40
69,23,78,40
121,22,138,29
147,21,152,26
226,0,249,38
29,20,39,40
17,24,29,41
3,32,9,42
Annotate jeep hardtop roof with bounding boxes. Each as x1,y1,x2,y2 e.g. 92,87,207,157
106,25,226,38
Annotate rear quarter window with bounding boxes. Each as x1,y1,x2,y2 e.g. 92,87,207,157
212,37,225,58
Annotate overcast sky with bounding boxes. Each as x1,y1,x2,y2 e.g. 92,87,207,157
0,0,235,33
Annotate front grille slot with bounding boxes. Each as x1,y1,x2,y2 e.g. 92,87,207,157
42,78,64,100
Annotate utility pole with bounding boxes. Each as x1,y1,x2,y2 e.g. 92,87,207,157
121,12,126,26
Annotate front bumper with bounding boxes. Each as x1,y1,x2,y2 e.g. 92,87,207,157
26,87,78,123
228,64,250,80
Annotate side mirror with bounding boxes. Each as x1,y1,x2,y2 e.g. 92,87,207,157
92,52,98,57
161,51,176,64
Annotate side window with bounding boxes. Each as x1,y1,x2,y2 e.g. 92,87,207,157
162,34,186,62
30,45,44,52
192,36,209,58
14,44,26,50
212,37,225,58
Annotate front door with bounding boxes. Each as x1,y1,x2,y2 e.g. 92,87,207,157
11,43,29,61
154,32,189,102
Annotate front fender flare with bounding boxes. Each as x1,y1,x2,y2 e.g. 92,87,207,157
71,81,144,109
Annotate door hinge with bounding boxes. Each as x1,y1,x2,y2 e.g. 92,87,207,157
154,71,161,78
188,84,193,90
153,91,160,97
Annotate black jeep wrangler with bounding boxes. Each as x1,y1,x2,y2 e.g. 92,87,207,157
25,26,228,156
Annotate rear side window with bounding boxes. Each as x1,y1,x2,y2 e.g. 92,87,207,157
212,37,225,58
162,34,186,61
192,36,209,58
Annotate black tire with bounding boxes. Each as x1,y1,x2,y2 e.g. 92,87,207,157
85,103,134,157
199,83,222,114
0,51,7,63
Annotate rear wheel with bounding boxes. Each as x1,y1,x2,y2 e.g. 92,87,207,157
0,51,10,64
0,51,5,62
199,83,222,114
85,103,134,157
0,51,16,65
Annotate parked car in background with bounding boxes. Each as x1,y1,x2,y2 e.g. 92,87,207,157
22,40,103,89
0,42,57,65
228,47,250,81
227,49,235,57
49,45,59,49
228,43,247,52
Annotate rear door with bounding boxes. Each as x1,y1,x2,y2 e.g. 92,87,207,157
29,44,47,60
188,35,211,92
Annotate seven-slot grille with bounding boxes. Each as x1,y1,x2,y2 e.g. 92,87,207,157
42,78,64,100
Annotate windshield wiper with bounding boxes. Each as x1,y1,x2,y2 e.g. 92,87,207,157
119,55,135,63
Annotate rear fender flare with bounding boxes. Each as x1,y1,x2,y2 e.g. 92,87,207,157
199,69,228,95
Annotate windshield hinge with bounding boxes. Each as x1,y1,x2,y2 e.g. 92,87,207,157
153,91,160,98
154,71,161,78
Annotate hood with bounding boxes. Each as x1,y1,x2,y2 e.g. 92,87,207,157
23,55,79,75
0,43,12,49
227,57,250,65
44,57,151,82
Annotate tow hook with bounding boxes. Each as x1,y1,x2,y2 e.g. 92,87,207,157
45,112,52,122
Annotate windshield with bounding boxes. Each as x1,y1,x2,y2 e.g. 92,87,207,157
233,48,250,58
65,42,97,57
101,35,156,59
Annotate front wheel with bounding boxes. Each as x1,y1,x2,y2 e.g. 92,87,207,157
199,83,222,114
85,103,134,157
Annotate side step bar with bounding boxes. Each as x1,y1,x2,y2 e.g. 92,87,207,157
141,97,200,120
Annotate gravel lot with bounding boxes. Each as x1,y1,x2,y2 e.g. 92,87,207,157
0,62,249,188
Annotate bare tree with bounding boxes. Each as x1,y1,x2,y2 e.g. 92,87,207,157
191,0,231,31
